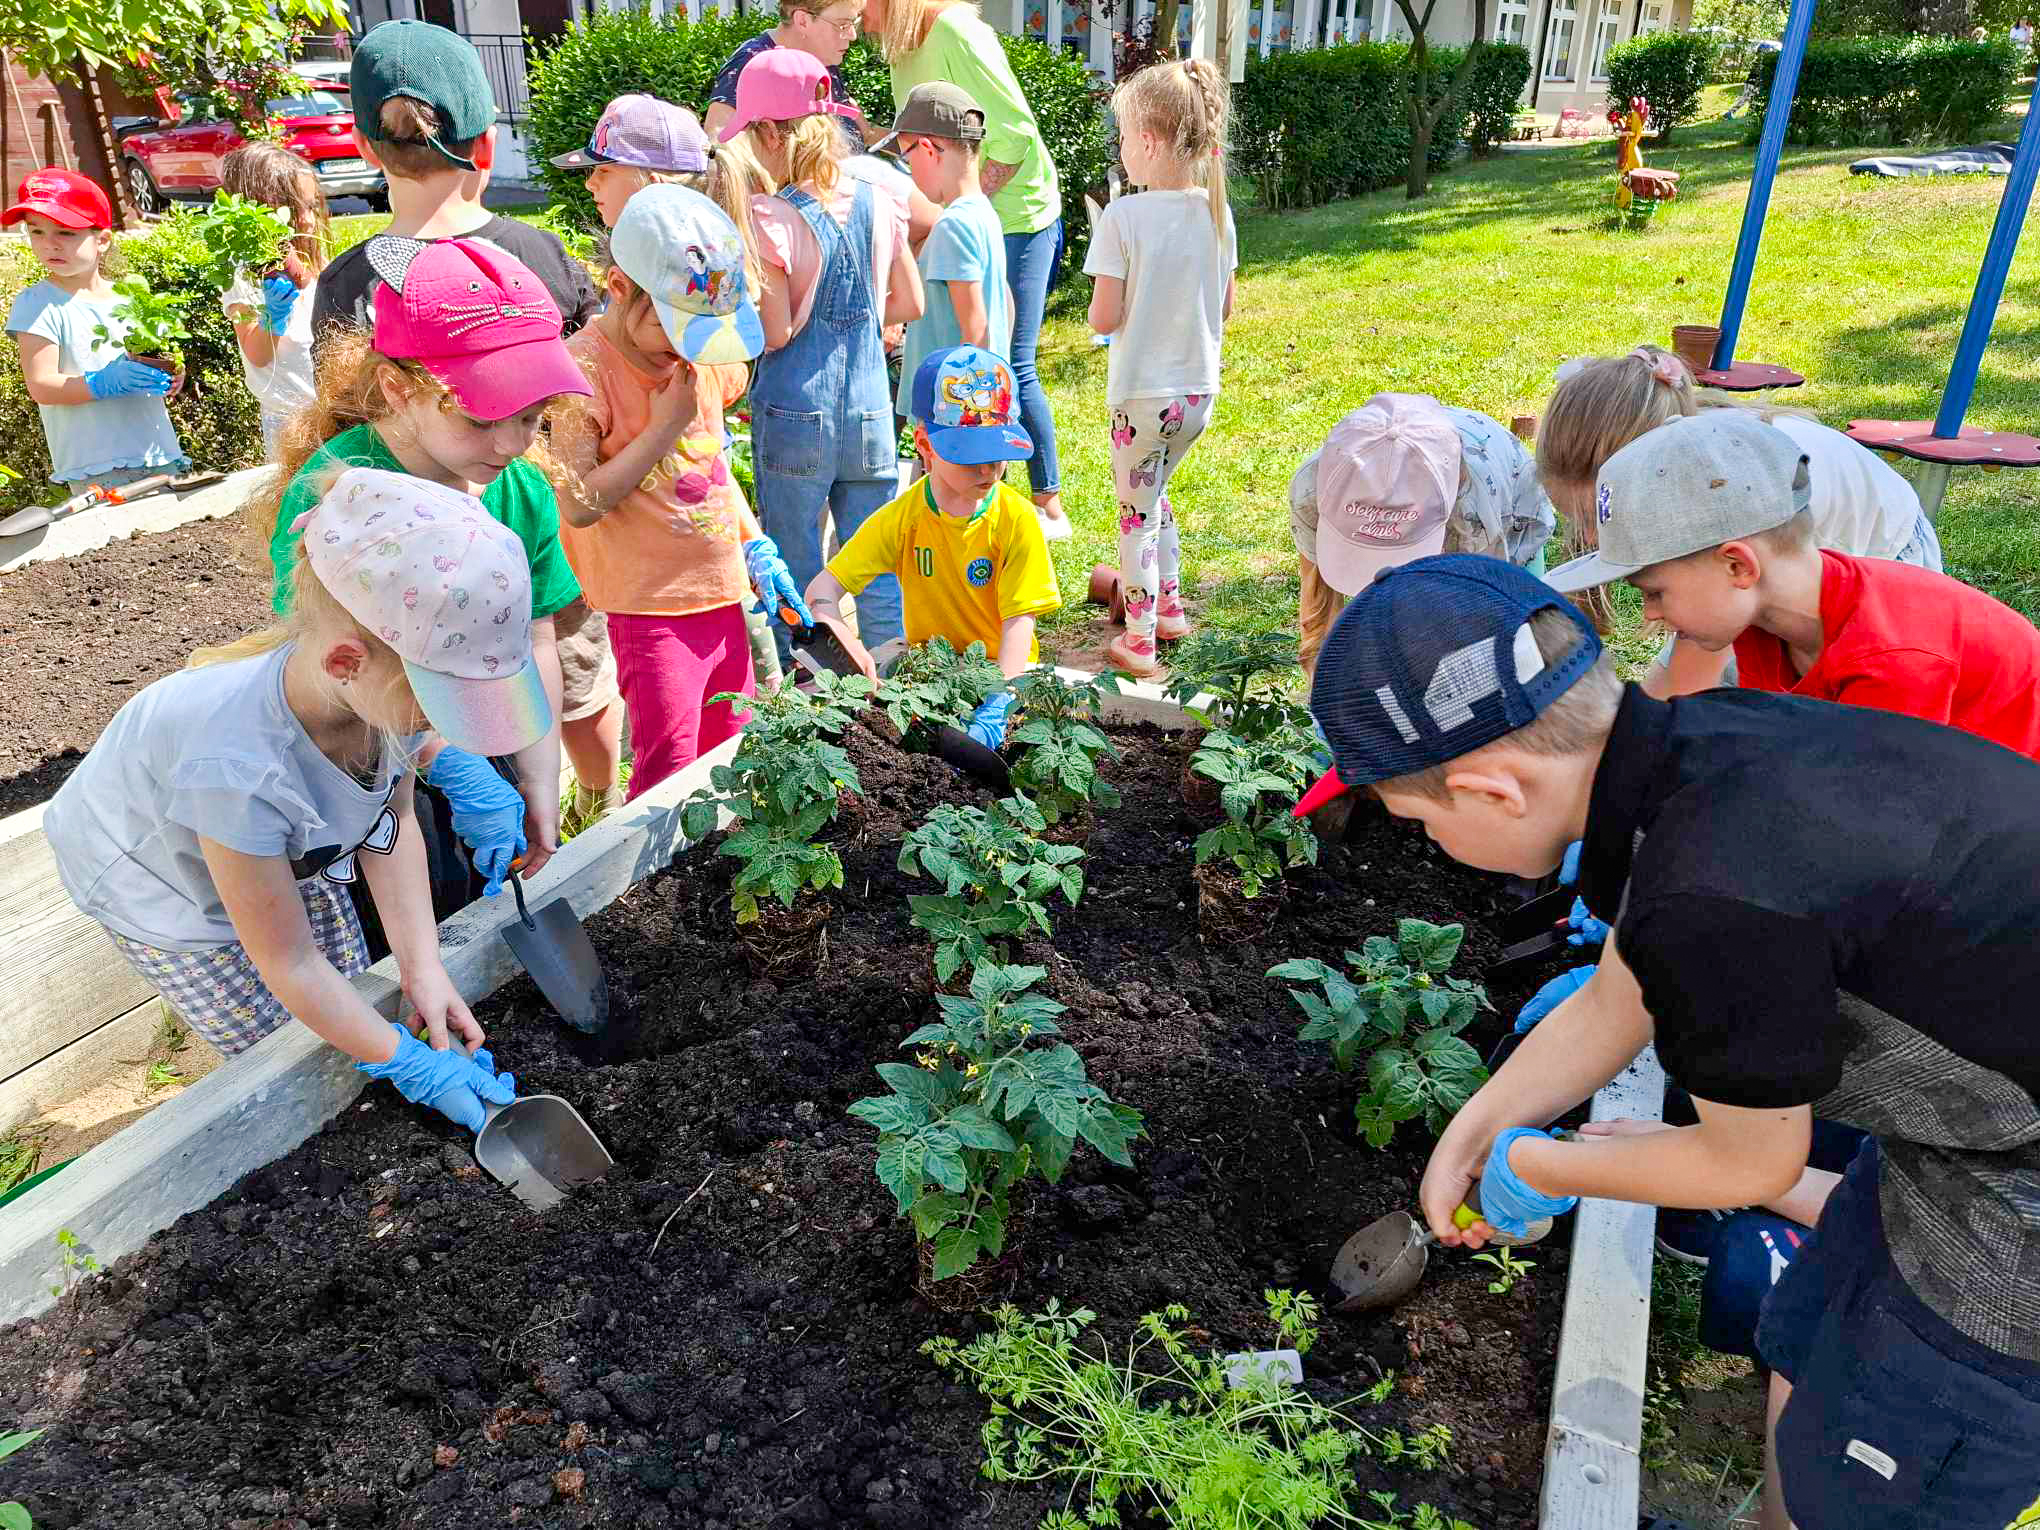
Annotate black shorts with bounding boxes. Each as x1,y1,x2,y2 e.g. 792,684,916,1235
1757,1139,2040,1530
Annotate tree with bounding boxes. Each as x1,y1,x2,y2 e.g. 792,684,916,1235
1396,0,1488,199
0,0,348,85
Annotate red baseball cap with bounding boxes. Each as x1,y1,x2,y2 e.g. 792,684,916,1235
366,235,591,420
1,168,112,231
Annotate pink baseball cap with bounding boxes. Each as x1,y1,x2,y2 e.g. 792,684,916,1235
295,467,553,756
1314,394,1463,597
718,48,863,142
367,235,593,420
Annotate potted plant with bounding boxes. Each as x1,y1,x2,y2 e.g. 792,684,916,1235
1188,722,1320,942
874,636,1007,747
849,962,1143,1305
898,795,1085,990
93,275,190,396
195,189,304,310
1153,630,1310,822
1007,667,1120,845
1268,919,1490,1148
680,677,872,976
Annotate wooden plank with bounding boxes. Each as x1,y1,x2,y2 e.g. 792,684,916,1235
0,997,168,1135
0,467,269,576
1294,0,1321,50
1539,1044,1665,1530
1259,0,1274,57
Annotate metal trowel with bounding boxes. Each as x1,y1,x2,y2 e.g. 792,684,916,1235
1330,1157,1570,1313
488,757,611,1035
474,1082,613,1212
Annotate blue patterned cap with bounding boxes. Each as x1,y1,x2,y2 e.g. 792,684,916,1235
610,184,763,365
911,345,1033,466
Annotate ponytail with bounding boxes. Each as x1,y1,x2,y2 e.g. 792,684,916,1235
679,140,771,296
1113,58,1231,276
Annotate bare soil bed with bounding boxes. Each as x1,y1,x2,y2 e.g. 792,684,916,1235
0,718,1581,1530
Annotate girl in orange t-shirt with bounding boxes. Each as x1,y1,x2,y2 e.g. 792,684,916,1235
560,189,808,798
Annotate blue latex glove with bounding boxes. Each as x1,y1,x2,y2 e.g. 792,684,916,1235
1514,965,1595,1033
1567,895,1610,948
85,356,173,400
260,273,299,336
1477,1127,1580,1237
1559,839,1583,886
966,691,1017,751
357,1024,516,1133
425,747,527,897
743,536,812,627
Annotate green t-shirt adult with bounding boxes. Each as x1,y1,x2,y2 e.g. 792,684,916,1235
890,6,1059,237
268,423,581,620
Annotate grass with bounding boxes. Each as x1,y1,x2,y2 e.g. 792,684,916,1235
1030,85,2040,646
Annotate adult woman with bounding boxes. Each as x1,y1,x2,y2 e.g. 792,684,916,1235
706,0,874,148
865,0,1070,540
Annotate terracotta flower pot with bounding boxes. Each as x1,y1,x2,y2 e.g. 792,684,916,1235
1511,414,1537,441
1088,564,1126,625
127,351,185,401
1671,325,1720,374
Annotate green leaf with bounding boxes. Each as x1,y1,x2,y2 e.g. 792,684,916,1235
977,1202,1008,1257
1076,1102,1135,1167
908,1189,967,1238
847,1095,928,1134
875,1135,927,1211
899,1022,953,1049
1266,957,1336,982
944,1105,1019,1153
876,1061,951,1108
1024,1117,1075,1184
0,1430,42,1463
932,1224,983,1280
0,1503,30,1530
923,1130,968,1193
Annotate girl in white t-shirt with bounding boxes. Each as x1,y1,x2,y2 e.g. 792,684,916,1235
219,144,330,459
1084,57,1238,676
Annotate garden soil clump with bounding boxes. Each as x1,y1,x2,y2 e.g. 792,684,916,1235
0,518,270,816
0,721,1580,1530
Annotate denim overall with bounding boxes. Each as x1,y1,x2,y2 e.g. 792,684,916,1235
750,180,903,662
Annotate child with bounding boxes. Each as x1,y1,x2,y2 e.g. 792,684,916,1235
560,185,809,797
877,82,1012,428
806,346,1057,747
1538,344,1938,694
3,167,188,496
45,467,531,1129
219,143,329,460
1297,554,2040,1530
1084,57,1238,677
723,47,925,663
1548,412,2040,758
312,20,599,357
1288,393,1556,676
249,237,595,900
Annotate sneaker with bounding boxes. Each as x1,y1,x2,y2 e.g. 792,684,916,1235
1156,600,1191,642
1033,493,1073,543
1103,631,1162,678
1654,1205,1737,1267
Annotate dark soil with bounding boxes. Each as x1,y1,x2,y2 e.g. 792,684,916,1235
0,719,1584,1530
0,518,271,817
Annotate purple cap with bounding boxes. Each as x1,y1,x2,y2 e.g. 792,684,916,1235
550,94,712,173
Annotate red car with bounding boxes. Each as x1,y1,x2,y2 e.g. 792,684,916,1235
116,86,387,216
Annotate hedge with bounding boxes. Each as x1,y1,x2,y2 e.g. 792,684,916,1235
1233,40,1492,211
0,213,263,515
1604,31,1716,141
1748,35,2018,144
526,6,1107,264
1464,43,1533,156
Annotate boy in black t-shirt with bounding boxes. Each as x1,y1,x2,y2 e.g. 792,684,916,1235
1297,554,2040,1530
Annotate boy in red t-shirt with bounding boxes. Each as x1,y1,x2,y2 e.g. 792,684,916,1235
1548,411,2040,759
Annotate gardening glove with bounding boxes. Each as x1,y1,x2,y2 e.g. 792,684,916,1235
1559,838,1583,886
742,536,811,627
1566,896,1610,948
260,273,299,336
1513,965,1595,1034
965,691,1017,751
357,1023,516,1133
1476,1127,1579,1238
85,356,173,400
425,747,527,897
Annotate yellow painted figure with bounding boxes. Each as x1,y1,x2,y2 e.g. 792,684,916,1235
1610,95,1679,216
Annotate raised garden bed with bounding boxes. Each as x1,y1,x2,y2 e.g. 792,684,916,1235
0,692,1609,1530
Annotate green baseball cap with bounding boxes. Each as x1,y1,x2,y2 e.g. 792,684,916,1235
351,20,498,172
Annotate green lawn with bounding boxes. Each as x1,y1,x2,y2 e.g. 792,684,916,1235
1031,91,2040,654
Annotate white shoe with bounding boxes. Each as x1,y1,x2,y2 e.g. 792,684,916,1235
1035,505,1073,542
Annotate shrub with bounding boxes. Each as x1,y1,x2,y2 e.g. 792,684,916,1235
1749,36,2017,144
1604,31,1717,142
1463,42,1533,155
997,32,1110,268
0,210,264,512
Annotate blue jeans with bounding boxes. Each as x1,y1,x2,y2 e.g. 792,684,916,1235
1003,218,1064,496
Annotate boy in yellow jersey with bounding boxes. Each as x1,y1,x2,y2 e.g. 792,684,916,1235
806,346,1060,747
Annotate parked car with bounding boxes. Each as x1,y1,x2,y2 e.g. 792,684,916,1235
288,59,353,96
115,87,386,216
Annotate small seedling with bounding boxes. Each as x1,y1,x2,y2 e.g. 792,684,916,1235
0,1425,46,1530
1264,1287,1320,1356
0,1126,48,1197
1190,724,1320,896
1377,1423,1453,1471
1473,1246,1534,1294
143,1060,185,1094
1007,667,1121,825
1156,628,1311,742
92,275,190,365
49,1229,98,1300
875,637,1006,738
898,796,1084,982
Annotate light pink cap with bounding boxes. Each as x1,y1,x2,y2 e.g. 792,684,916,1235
295,467,553,756
1315,393,1463,598
368,236,593,422
718,48,864,142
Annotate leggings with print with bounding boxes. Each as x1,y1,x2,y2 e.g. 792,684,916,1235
1110,392,1215,655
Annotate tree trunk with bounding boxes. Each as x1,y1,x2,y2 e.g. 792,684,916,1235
1395,0,1488,201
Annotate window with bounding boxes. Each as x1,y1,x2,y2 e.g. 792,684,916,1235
1543,0,1578,78
1636,0,1664,31
1589,6,1621,76
1496,0,1529,44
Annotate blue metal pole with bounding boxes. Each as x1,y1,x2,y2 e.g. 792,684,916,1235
1713,0,1818,371
1932,78,2040,438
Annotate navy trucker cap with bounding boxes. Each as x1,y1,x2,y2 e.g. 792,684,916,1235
1294,554,1602,815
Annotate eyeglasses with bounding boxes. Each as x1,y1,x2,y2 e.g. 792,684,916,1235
805,10,860,32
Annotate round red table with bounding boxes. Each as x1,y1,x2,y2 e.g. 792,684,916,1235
1692,361,1805,391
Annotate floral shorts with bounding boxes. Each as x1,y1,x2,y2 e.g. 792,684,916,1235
107,877,370,1056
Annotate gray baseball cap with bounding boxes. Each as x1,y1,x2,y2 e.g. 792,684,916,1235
1545,411,1812,592
872,82,986,154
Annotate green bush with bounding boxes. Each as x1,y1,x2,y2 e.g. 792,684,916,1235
0,211,262,513
1233,40,1478,211
1749,36,2017,144
1604,31,1717,141
996,32,1110,268
1463,42,1533,155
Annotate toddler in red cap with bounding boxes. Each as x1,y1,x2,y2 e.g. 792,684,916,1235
45,467,542,1128
2,167,188,497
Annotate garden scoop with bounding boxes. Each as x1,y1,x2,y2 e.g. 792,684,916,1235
488,758,611,1035
1330,1170,1563,1314
421,1032,614,1211
0,472,177,538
